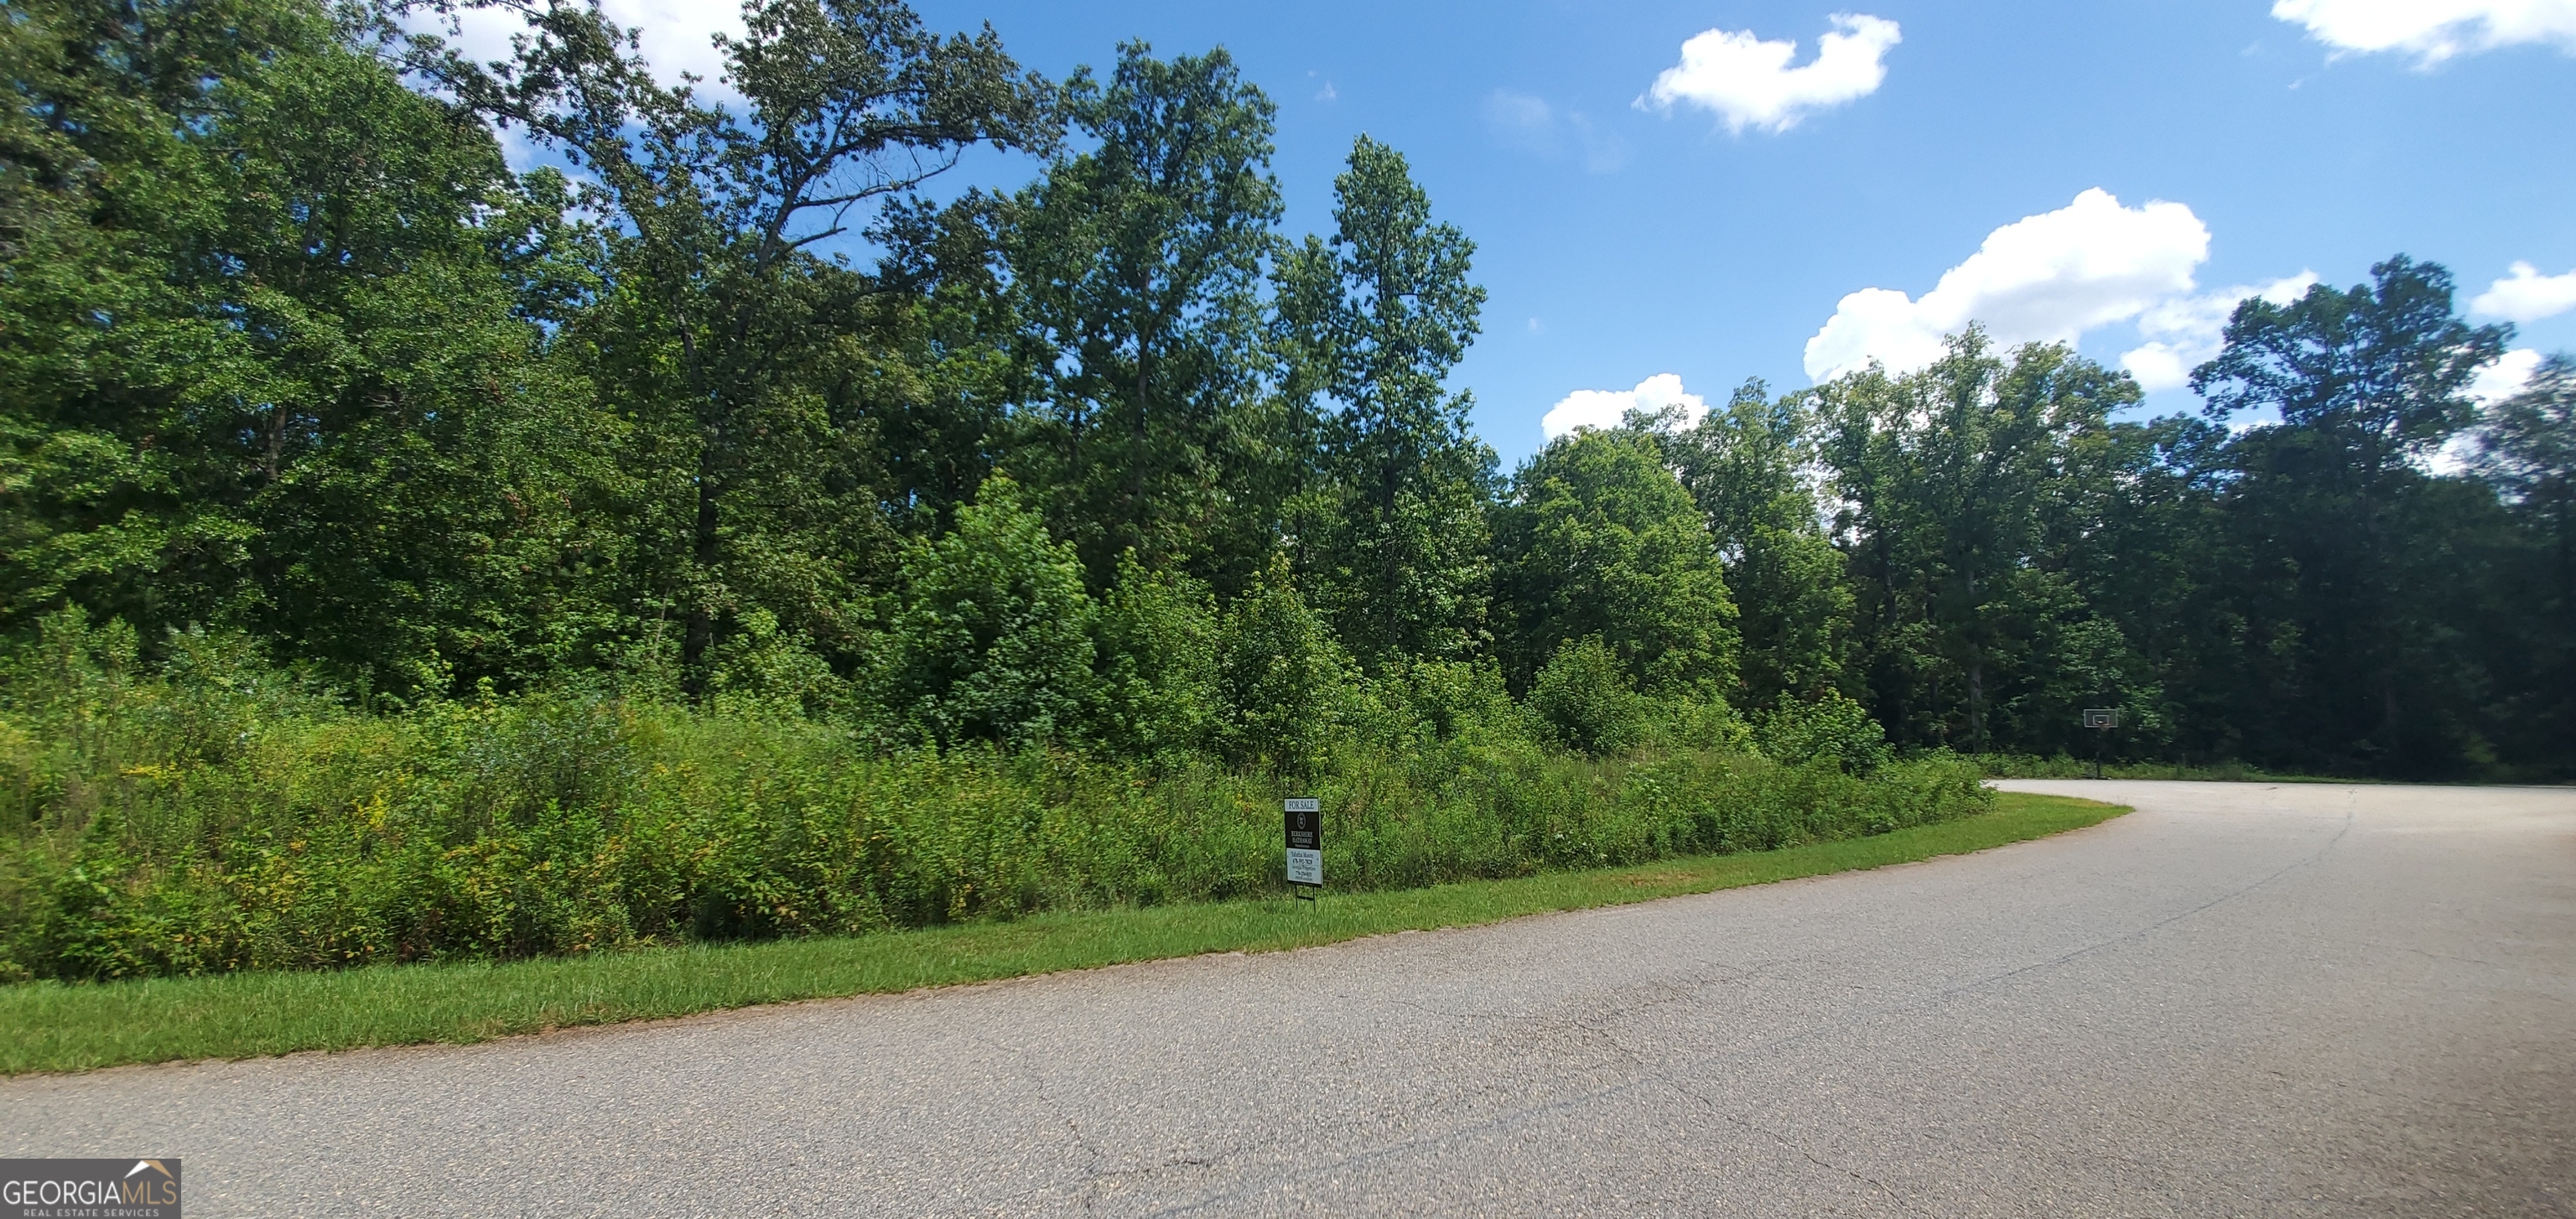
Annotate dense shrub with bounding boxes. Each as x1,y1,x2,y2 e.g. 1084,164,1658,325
1530,636,1649,755
880,477,1099,748
0,614,1989,982
1754,691,1893,774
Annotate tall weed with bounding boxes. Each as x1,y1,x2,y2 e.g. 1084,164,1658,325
0,616,1988,981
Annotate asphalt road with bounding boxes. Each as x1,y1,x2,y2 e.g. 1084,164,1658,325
7,781,2573,1216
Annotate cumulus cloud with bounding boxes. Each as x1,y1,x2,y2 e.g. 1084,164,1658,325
2471,262,2576,322
1644,13,1900,133
2118,272,2320,392
1803,189,2212,382
2272,0,2576,62
432,0,745,101
1542,374,1708,440
2470,347,2546,403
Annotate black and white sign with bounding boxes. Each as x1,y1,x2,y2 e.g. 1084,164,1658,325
1284,797,1322,886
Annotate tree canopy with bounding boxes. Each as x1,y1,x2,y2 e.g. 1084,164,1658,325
3,0,2568,778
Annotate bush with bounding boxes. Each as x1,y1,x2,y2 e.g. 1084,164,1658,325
1214,556,1358,773
0,611,1990,982
1530,635,1648,755
1754,691,1892,774
878,477,1098,749
1089,553,1221,762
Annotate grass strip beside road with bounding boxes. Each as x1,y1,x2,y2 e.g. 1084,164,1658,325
0,791,2122,1075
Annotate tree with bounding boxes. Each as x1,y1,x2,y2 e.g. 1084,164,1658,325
0,0,629,698
410,0,1055,693
1528,635,1648,755
1663,380,1852,707
1819,334,2137,753
1089,551,1220,761
1493,428,1737,698
1274,136,1495,669
2196,257,2509,479
2038,414,2238,762
2474,354,2576,765
1003,43,1282,594
877,476,1095,748
2478,354,2576,605
1214,553,1354,773
2193,257,2513,771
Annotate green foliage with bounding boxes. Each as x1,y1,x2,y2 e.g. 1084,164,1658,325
1493,429,1740,698
7,0,2572,1001
411,0,1057,695
1276,136,1497,667
1663,381,1854,705
1002,42,1284,591
1213,556,1357,772
1820,332,2142,755
2191,260,2523,772
0,0,633,700
2474,356,2576,762
1530,636,1649,756
2,792,2111,1075
1088,552,1222,762
1358,656,1523,748
1753,691,1891,775
0,627,1988,981
879,477,1096,749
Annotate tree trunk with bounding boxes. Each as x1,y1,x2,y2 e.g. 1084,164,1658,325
680,473,720,698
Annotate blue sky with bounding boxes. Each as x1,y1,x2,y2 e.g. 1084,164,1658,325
507,0,2576,467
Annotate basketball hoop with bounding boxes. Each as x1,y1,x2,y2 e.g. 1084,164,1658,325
2080,708,2121,778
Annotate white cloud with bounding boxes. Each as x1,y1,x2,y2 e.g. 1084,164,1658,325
2272,0,2576,62
1542,374,1708,440
1485,90,1555,143
2422,347,2548,475
433,0,745,101
2471,262,2576,322
1803,189,2212,381
2470,347,2545,403
2119,272,2319,392
1644,13,1901,133
1484,90,1626,173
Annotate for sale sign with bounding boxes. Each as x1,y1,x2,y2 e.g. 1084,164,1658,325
1284,797,1322,886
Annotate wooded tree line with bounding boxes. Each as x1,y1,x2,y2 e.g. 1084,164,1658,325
4,0,2568,779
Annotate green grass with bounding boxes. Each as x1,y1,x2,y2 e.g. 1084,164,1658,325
0,791,2122,1075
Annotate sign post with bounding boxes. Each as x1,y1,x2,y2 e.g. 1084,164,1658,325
2080,708,2122,779
1284,797,1322,902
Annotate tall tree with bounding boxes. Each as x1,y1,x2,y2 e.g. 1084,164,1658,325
2477,355,2576,615
1820,334,2137,753
1662,381,1852,707
2473,353,2576,765
2193,257,2511,770
2042,414,2248,762
1492,428,1737,698
411,0,1054,692
1003,43,1282,593
1,0,627,698
1273,136,1494,669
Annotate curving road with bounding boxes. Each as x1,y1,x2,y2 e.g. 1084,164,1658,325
6,781,2573,1216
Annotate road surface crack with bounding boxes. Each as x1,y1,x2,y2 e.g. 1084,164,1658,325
1657,1076,1927,1215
